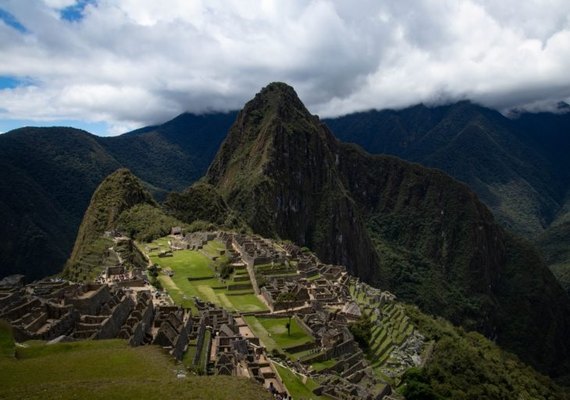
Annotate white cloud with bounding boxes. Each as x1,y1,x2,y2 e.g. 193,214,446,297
0,0,569,135
41,0,77,9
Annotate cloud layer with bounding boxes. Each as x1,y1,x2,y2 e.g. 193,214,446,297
1,0,569,135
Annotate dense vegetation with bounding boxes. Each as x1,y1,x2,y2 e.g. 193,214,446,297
163,181,247,231
324,105,570,295
348,317,374,351
63,169,158,280
0,113,236,280
0,128,121,280
401,306,570,399
117,203,183,242
99,112,236,197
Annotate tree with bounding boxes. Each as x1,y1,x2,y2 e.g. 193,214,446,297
276,292,296,336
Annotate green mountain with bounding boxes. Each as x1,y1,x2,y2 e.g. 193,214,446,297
99,112,236,197
0,128,122,280
203,82,570,379
0,113,234,280
324,105,570,293
63,168,159,281
537,194,570,294
324,102,569,238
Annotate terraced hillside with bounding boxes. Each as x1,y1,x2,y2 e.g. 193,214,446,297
147,236,267,313
349,281,425,383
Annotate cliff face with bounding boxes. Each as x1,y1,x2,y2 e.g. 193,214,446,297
207,83,381,282
204,82,570,378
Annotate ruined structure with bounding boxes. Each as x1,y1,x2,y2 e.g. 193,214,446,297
0,231,426,399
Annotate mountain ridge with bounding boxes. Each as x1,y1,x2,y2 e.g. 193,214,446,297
0,114,234,280
202,82,570,379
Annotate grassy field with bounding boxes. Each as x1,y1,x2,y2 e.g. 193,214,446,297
274,364,324,400
0,321,14,357
150,244,214,278
0,325,270,400
148,238,267,313
310,358,337,372
244,316,313,352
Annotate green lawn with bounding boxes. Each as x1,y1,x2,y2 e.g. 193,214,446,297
149,237,267,313
219,292,268,312
274,364,324,400
202,240,230,265
244,316,313,352
0,321,14,358
0,337,271,400
150,247,214,278
311,358,337,372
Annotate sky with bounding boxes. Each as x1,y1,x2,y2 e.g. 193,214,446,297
0,1,569,136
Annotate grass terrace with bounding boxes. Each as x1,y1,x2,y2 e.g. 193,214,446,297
147,237,267,313
274,364,325,400
348,281,416,374
244,316,314,352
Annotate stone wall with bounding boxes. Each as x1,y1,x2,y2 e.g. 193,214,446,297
129,300,154,346
171,315,193,361
95,296,135,339
193,316,207,366
66,285,112,315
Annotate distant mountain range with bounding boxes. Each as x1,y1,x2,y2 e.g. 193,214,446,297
0,91,568,294
324,103,570,293
0,113,234,280
3,82,570,383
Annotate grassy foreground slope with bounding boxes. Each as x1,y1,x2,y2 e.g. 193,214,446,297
0,323,270,400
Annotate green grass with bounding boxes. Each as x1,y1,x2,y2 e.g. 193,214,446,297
244,316,278,351
150,247,214,278
0,337,271,400
0,321,15,357
219,293,267,312
274,364,324,400
198,330,211,370
182,342,197,368
310,358,337,372
244,317,313,352
202,240,230,265
149,237,267,313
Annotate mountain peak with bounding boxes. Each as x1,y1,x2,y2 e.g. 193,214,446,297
242,82,312,124
63,168,156,281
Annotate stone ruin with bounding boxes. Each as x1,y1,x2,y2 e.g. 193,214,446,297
0,231,427,399
0,278,193,361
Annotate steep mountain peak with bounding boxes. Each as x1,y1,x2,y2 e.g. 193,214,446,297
206,82,333,196
238,81,316,133
254,81,305,109
63,168,156,281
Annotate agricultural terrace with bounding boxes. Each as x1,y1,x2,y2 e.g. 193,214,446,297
146,237,267,313
274,363,325,400
349,282,416,381
243,316,314,353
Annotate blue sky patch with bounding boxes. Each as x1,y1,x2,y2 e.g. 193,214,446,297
0,76,24,89
0,8,28,33
60,0,96,22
